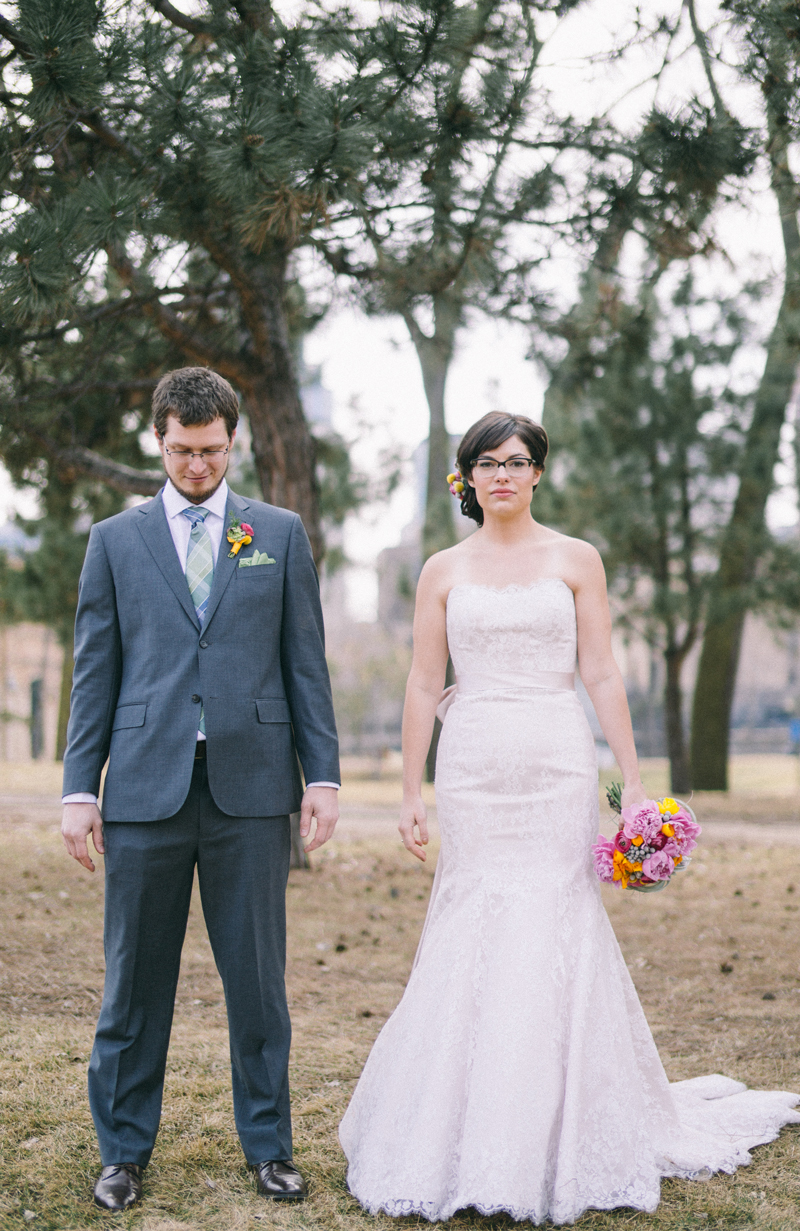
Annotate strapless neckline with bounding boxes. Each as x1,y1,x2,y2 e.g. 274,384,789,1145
447,577,571,602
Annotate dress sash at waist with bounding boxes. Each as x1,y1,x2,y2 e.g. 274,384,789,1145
435,669,576,723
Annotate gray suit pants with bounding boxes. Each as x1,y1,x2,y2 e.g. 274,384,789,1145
88,755,292,1167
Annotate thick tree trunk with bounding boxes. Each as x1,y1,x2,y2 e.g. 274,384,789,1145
690,116,800,789
236,249,324,563
664,647,691,794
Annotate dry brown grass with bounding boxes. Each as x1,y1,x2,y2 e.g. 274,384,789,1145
1,760,800,1229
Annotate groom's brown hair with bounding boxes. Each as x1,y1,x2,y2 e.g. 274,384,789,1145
455,412,548,526
153,367,240,438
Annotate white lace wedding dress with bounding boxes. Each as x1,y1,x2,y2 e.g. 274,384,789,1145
339,580,800,1224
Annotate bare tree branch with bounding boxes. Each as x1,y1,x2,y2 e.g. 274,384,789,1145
149,0,214,36
0,14,31,58
15,377,158,401
53,445,164,495
77,111,146,167
686,0,727,118
106,245,245,383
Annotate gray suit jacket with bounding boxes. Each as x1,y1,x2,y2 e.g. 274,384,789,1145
62,488,340,822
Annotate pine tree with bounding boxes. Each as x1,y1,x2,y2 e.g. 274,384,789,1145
0,0,384,560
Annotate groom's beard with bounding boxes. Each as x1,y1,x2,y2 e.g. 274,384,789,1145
169,463,229,505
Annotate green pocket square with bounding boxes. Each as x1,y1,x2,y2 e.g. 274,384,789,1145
239,550,276,567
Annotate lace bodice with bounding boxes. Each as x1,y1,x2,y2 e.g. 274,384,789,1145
446,579,577,678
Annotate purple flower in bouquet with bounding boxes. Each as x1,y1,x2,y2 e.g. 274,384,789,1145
642,850,675,881
621,800,664,845
614,830,632,854
592,836,616,883
661,836,682,859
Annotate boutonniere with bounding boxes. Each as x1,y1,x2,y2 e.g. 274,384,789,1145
227,513,255,557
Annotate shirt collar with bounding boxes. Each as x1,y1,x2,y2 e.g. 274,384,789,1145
162,477,229,521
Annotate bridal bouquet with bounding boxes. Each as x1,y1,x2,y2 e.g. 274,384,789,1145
592,786,701,893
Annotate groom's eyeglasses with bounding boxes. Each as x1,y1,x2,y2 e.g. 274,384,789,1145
162,445,230,461
472,455,535,474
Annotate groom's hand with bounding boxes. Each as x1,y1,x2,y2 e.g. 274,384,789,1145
61,802,105,872
300,786,339,852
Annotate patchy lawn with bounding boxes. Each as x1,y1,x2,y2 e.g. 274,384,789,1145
0,760,799,1229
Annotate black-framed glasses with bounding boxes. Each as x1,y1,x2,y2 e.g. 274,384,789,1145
472,455,536,475
162,445,230,462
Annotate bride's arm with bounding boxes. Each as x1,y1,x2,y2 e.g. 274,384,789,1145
399,559,450,861
570,544,647,809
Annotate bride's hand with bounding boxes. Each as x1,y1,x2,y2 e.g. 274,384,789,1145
620,779,648,809
399,796,429,861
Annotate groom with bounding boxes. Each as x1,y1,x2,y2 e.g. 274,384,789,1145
61,367,340,1211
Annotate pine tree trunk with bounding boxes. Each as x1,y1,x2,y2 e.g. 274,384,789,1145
690,114,800,789
227,246,324,564
407,297,459,782
56,622,74,762
412,303,459,563
689,612,745,790
664,647,691,794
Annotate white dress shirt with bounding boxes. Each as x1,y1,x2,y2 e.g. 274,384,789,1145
64,479,338,802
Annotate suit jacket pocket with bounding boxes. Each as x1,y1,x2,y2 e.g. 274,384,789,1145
112,703,148,730
255,697,291,724
237,565,280,580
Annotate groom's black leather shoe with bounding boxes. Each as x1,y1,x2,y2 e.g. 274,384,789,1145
253,1159,307,1200
93,1163,144,1211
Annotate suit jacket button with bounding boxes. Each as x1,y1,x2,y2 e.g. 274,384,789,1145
191,694,201,703
199,641,209,649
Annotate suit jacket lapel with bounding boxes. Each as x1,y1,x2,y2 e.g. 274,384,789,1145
202,491,250,632
136,491,201,631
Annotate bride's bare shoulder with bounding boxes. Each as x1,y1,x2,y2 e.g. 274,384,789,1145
417,541,470,601
538,527,604,582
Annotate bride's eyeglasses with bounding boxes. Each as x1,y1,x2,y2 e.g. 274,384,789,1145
472,455,536,475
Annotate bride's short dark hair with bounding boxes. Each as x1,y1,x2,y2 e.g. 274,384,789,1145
455,412,549,526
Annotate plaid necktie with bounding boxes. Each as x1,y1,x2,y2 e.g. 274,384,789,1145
181,506,214,625
181,506,213,735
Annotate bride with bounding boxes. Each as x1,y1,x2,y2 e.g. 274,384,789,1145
339,411,800,1224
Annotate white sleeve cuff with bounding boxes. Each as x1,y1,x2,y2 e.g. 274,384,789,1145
305,781,340,790
62,793,99,805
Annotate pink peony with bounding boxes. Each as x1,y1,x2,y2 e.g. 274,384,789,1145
592,835,616,883
642,850,675,881
670,811,701,854
661,837,682,859
621,800,664,845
